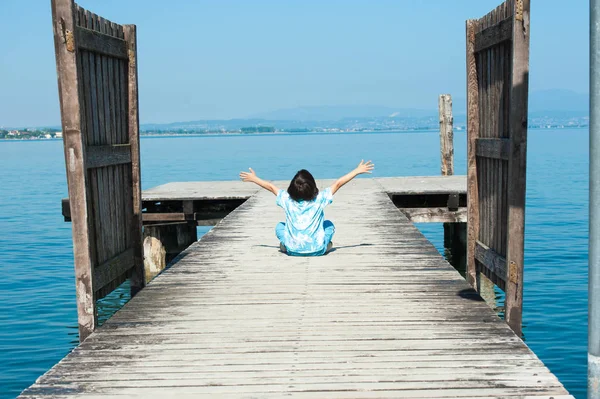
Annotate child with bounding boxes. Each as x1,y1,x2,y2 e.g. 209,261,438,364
239,160,375,256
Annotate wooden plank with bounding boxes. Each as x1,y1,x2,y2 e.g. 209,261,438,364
489,8,499,261
465,19,480,289
85,144,131,168
83,10,107,294
400,207,467,223
438,94,454,176
475,240,507,283
75,25,128,59
75,7,100,288
123,24,145,296
51,0,96,342
93,248,134,293
474,16,513,53
105,19,123,260
505,0,531,337
143,213,186,222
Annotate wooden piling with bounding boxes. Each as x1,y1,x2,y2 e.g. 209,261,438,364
438,94,466,274
143,222,198,282
438,94,454,177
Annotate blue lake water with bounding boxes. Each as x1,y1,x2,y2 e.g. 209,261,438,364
0,129,589,398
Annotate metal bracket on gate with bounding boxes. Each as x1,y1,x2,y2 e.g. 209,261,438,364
447,194,459,211
58,18,75,53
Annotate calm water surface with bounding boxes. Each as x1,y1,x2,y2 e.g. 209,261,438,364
0,129,588,398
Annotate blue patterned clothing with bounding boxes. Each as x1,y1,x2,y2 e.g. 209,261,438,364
275,188,335,255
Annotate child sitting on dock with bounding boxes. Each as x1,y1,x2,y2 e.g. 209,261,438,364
239,160,375,256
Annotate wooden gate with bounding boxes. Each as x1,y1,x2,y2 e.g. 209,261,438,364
51,0,144,341
466,0,530,335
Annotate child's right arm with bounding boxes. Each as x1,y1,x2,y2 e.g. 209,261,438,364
239,168,280,195
330,160,374,195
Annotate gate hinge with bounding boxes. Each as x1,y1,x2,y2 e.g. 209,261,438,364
65,30,75,52
515,0,524,21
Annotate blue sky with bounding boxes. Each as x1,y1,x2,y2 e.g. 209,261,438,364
0,0,590,127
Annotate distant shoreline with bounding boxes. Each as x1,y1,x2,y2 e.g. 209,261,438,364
0,125,589,142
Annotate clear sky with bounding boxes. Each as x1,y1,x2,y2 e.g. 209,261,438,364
0,0,590,127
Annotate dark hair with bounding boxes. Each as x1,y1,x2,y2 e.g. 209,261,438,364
287,169,319,202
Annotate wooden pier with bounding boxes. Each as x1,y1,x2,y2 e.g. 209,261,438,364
21,178,572,398
23,0,577,396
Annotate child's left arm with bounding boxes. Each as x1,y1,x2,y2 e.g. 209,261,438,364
239,168,279,195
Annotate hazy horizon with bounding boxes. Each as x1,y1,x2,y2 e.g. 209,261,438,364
0,0,590,127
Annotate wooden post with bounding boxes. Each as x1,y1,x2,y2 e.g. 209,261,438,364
123,25,145,296
438,94,454,176
51,0,97,341
439,94,465,273
143,222,198,282
504,0,531,336
465,20,480,290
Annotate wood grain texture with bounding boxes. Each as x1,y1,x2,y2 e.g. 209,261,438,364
476,138,510,160
465,19,480,290
438,94,454,176
21,179,571,398
401,207,466,223
52,0,96,341
474,16,513,53
76,25,128,59
123,24,145,296
504,0,530,337
85,144,131,168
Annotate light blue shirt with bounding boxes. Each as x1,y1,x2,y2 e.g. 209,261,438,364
276,188,333,255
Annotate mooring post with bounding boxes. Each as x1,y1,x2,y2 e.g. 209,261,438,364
143,222,198,282
590,0,600,396
438,94,454,176
439,95,466,272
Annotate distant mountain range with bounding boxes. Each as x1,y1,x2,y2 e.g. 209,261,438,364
140,89,588,132
248,105,435,121
245,89,589,121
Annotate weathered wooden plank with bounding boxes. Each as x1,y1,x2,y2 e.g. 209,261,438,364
92,248,134,293
51,0,96,342
75,25,128,59
466,19,480,289
123,24,145,295
400,207,466,223
474,16,513,53
85,144,131,168
142,213,186,222
475,240,507,284
505,0,531,337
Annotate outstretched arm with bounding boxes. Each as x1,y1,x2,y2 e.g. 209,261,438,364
330,160,374,195
239,168,279,195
